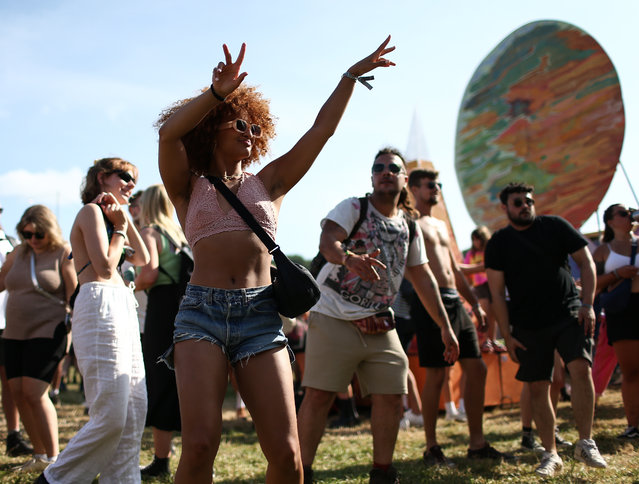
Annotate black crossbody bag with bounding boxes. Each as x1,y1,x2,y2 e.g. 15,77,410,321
207,176,320,318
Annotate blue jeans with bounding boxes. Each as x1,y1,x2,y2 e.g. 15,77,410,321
161,284,290,367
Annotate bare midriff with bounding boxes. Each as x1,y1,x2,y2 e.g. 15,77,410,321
189,231,273,289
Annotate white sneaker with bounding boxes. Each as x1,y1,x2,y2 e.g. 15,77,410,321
14,456,50,473
404,409,424,427
399,416,410,430
445,409,467,422
535,451,563,477
574,439,607,468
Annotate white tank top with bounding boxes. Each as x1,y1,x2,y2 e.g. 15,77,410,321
604,242,639,273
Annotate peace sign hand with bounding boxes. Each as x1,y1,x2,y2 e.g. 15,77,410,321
212,43,248,99
347,35,396,77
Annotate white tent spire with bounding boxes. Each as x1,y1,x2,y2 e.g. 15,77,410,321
405,109,430,162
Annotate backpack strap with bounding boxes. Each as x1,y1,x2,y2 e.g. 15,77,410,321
344,196,368,245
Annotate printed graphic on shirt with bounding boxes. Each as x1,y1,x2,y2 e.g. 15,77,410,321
323,206,410,312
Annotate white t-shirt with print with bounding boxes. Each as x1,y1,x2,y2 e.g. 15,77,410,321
0,229,16,330
312,197,427,321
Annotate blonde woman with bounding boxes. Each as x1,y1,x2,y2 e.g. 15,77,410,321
135,184,188,478
0,205,76,473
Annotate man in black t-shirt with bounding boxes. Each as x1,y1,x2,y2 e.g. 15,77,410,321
485,183,607,477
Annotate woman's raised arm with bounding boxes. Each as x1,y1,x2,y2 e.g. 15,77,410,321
260,36,396,200
158,44,247,204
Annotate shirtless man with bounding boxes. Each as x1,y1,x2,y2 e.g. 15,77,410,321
408,169,510,466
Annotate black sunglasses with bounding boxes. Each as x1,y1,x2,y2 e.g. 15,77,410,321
220,119,262,138
425,181,442,190
513,198,535,208
112,170,136,184
22,230,45,240
613,209,631,218
372,163,404,174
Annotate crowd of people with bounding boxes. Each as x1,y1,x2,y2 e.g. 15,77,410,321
0,37,636,484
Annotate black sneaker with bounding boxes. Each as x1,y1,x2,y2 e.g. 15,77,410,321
617,426,639,439
303,466,313,484
521,431,544,452
369,465,399,484
467,443,514,461
555,428,572,448
423,445,456,468
140,456,169,479
6,430,33,457
33,473,50,484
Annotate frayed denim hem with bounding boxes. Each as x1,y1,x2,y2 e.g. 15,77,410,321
158,333,295,370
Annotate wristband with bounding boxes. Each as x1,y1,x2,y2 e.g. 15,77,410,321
113,230,127,239
613,268,621,279
343,250,354,266
581,303,593,309
210,84,226,102
342,72,375,90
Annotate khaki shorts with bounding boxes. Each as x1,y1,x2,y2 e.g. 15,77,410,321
302,311,408,397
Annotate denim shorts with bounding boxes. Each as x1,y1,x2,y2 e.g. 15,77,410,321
161,283,290,367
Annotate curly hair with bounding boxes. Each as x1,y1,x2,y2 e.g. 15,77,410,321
16,204,65,254
155,85,276,174
81,157,138,205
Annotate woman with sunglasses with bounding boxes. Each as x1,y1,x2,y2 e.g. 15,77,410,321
156,38,395,483
592,204,639,440
0,205,76,473
39,158,149,484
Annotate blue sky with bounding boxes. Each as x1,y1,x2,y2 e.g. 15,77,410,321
1,0,637,257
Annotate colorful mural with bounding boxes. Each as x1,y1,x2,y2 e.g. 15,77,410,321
455,20,625,233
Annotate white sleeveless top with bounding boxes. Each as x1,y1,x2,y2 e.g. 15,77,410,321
604,242,639,273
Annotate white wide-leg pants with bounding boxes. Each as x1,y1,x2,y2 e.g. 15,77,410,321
45,282,147,484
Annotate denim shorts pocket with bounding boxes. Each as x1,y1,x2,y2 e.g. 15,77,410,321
179,294,203,311
248,296,278,315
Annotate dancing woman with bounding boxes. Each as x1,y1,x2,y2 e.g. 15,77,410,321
157,38,395,483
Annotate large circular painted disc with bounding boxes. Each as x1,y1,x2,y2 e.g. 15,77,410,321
455,20,625,232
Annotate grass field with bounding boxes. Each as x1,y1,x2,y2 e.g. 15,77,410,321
0,377,637,483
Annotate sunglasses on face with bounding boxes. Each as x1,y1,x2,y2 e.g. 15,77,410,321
22,230,45,240
220,119,262,138
372,163,404,174
613,209,631,218
512,198,535,208
424,180,442,190
112,170,136,185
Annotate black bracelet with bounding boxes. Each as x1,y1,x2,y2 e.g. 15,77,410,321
210,84,226,102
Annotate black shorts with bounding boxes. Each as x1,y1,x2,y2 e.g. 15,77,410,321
4,322,68,383
0,329,5,366
605,292,639,344
411,289,481,368
395,316,417,353
512,314,593,382
473,282,491,302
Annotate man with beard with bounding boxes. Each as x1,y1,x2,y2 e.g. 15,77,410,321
407,169,510,467
485,182,607,477
297,148,459,484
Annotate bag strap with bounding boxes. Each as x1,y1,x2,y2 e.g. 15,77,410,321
345,197,368,243
631,240,637,265
206,176,279,254
30,252,67,307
